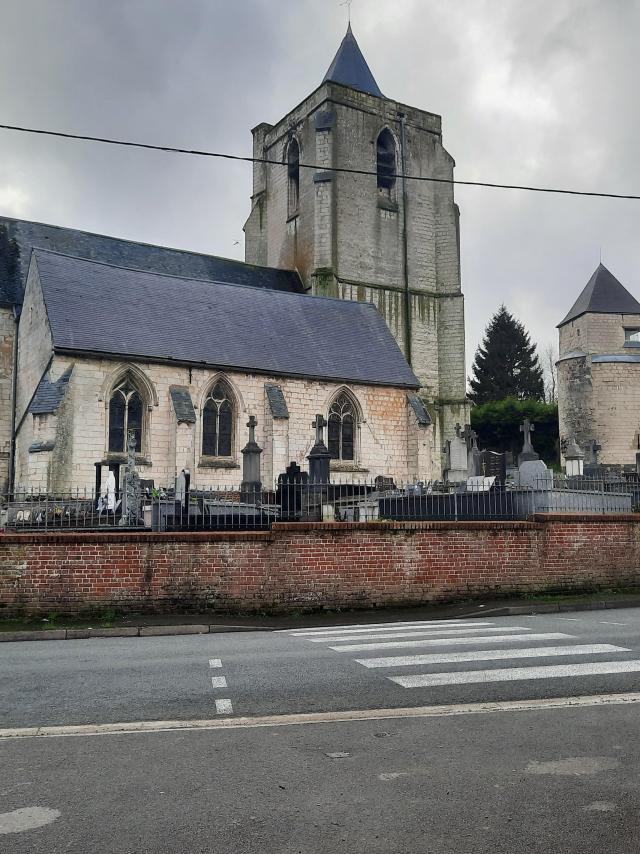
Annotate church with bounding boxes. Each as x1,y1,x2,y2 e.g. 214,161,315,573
0,25,468,494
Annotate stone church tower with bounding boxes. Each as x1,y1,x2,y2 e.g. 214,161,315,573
558,263,640,469
244,25,468,466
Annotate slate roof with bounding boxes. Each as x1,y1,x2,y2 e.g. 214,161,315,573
35,250,420,389
407,393,432,426
592,354,640,364
559,263,640,326
0,216,303,307
323,24,384,98
29,367,73,415
170,386,196,423
265,385,290,419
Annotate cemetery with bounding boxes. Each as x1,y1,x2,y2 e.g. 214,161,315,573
2,412,637,535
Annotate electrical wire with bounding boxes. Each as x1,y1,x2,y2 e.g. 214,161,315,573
1,122,639,201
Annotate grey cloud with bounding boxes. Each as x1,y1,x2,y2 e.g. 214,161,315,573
1,0,639,376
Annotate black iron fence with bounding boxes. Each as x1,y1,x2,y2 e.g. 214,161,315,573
1,476,638,533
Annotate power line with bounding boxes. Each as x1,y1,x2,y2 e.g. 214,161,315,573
1,122,639,201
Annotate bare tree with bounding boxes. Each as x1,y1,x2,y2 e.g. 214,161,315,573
542,343,558,403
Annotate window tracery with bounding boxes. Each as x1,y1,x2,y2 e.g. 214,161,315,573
202,380,234,457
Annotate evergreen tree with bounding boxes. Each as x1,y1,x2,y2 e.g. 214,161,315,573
469,306,544,404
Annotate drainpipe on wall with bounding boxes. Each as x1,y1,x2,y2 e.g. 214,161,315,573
398,112,412,366
7,305,20,493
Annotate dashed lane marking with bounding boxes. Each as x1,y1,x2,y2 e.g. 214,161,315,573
215,699,234,715
3,693,640,739
211,676,228,689
209,659,222,668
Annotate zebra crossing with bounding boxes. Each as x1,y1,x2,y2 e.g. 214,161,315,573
285,618,638,692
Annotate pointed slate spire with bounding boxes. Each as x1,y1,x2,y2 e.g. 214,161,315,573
322,24,384,98
559,263,640,326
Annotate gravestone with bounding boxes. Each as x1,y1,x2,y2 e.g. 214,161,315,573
240,415,263,504
462,425,482,478
308,414,332,484
120,430,141,526
276,462,309,520
517,419,552,489
480,450,507,483
175,469,190,506
518,419,539,464
445,424,468,482
562,437,585,477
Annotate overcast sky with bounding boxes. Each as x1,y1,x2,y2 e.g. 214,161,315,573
1,0,639,379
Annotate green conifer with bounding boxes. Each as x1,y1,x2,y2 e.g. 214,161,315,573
469,306,544,404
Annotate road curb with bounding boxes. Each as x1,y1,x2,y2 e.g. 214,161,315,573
2,598,640,642
0,623,274,642
460,599,640,618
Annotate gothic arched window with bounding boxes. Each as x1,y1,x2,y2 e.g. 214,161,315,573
108,379,144,453
376,129,396,197
202,380,234,457
328,392,358,461
287,138,300,216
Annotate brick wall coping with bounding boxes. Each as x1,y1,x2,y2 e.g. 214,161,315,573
0,514,637,545
531,513,640,523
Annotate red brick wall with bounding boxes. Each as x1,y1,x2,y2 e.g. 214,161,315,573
1,515,639,617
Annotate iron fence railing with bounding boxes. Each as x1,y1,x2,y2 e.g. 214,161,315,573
1,476,638,532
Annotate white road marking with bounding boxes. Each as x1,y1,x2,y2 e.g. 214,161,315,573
215,699,234,715
310,626,529,643
599,621,627,627
209,658,222,668
558,618,582,622
0,807,61,835
211,676,228,689
4,693,640,739
289,620,491,637
390,660,640,688
356,644,629,668
331,632,572,652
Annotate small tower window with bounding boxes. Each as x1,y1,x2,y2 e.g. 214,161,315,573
287,138,300,216
328,391,358,461
376,129,396,198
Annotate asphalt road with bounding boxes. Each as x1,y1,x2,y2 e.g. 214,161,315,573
2,609,640,727
2,609,640,852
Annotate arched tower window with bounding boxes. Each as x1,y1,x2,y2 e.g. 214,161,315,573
108,378,144,453
287,138,300,216
376,129,396,198
202,379,235,457
328,391,359,461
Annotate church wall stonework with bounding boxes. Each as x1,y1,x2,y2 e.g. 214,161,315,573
245,80,468,475
559,313,640,356
14,354,432,492
0,307,15,492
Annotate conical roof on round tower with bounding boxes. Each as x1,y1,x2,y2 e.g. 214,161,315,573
558,263,640,327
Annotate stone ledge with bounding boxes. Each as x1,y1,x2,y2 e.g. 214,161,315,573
271,520,540,532
532,513,640,523
0,530,272,544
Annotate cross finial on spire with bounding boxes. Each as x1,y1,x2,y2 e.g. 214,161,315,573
340,0,353,24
